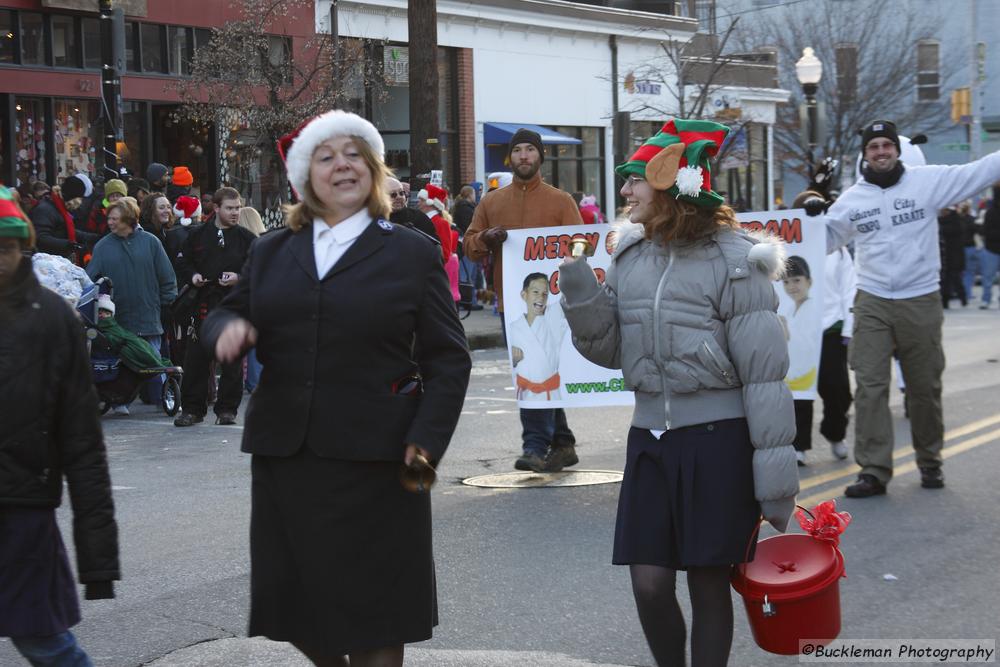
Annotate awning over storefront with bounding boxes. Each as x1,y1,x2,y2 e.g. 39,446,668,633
484,122,582,146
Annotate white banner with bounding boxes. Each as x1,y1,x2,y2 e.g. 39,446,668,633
501,225,633,410
500,210,826,408
737,208,825,400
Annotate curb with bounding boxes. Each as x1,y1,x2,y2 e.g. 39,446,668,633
466,331,504,351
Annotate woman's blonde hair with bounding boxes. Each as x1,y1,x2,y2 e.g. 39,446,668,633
108,199,141,228
643,194,739,244
238,206,266,236
284,135,392,232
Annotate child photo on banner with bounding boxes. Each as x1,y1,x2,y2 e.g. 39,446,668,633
737,208,826,400
502,225,634,410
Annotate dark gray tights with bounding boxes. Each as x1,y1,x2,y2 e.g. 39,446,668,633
629,564,734,667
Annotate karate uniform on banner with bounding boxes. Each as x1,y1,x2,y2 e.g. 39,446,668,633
508,300,567,401
779,296,820,392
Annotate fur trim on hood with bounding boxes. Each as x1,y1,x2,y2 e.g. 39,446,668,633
746,230,787,280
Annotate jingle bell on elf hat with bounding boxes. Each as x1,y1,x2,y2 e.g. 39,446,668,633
277,110,385,199
617,118,730,208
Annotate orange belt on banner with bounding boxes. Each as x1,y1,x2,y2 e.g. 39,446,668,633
516,373,561,399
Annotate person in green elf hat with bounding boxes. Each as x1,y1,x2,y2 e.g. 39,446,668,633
557,119,799,666
0,185,121,666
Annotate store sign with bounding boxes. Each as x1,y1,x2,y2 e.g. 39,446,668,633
42,0,147,16
384,47,409,86
623,72,661,96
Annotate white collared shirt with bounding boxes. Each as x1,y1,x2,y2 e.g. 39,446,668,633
312,209,372,279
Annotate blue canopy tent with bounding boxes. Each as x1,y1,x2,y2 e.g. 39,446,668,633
483,122,582,173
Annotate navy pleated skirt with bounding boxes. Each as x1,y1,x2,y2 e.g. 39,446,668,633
248,445,437,656
612,419,761,570
0,507,80,638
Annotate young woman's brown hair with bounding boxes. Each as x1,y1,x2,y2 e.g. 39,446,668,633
284,136,392,232
139,193,172,236
643,194,739,245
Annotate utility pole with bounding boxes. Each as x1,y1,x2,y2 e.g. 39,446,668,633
99,0,125,179
407,0,440,189
970,0,982,163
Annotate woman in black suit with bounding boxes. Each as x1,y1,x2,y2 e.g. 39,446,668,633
202,110,471,667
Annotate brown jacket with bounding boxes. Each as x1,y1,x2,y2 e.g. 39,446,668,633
464,172,581,311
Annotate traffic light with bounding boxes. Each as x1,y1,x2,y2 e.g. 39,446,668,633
951,87,971,125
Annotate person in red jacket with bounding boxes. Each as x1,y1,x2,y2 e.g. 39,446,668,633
417,184,455,261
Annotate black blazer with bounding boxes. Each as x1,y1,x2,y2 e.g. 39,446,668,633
202,219,471,462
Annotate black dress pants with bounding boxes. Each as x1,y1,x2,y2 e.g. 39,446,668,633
181,330,243,417
817,327,852,443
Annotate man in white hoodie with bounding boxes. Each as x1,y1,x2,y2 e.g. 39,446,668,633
807,120,1000,497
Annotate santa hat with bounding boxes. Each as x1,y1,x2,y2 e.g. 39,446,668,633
418,183,449,212
97,294,116,316
173,195,202,227
617,118,729,208
277,110,385,199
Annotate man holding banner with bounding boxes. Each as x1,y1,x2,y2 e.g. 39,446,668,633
464,128,584,473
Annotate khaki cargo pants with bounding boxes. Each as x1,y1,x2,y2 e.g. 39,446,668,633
849,290,945,484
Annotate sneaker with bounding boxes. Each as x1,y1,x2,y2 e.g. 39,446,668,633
514,452,546,472
795,450,807,466
845,474,887,498
919,467,945,489
111,404,130,416
215,412,237,425
544,444,579,472
980,303,990,310
174,412,205,427
830,440,849,460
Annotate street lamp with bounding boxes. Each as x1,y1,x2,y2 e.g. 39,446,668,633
795,47,823,171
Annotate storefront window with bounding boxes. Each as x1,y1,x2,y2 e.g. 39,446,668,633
122,102,145,180
546,126,604,206
152,105,212,195
140,23,164,73
14,97,46,186
82,17,101,69
167,26,191,76
124,21,137,71
52,15,78,68
1,11,15,63
53,99,100,185
20,13,45,66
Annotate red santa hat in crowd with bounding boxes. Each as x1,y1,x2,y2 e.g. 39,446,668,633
277,110,385,199
418,183,449,213
173,195,202,227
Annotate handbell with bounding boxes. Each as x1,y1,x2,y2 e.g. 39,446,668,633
570,237,595,258
401,453,437,493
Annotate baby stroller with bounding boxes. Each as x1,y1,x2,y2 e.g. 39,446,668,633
77,278,184,416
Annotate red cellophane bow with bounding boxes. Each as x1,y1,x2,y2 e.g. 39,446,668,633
795,500,852,547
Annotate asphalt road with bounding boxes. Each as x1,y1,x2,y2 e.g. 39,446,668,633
2,304,999,666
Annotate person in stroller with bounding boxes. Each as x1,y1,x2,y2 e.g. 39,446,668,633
88,293,182,417
95,295,172,371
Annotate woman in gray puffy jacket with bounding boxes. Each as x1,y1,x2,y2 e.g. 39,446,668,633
558,119,798,667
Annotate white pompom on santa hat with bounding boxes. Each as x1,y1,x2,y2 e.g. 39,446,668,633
173,195,202,227
277,110,385,198
418,183,449,212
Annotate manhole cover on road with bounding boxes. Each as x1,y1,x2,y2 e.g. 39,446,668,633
462,470,623,488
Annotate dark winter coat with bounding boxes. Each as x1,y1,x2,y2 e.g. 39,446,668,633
28,195,99,258
175,222,256,322
451,198,477,234
164,222,200,271
200,219,472,463
937,211,966,271
0,262,120,586
984,200,1000,255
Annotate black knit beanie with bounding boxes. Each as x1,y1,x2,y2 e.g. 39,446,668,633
60,175,86,201
860,120,901,153
508,129,545,163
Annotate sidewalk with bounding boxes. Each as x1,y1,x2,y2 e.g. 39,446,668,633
460,302,504,350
